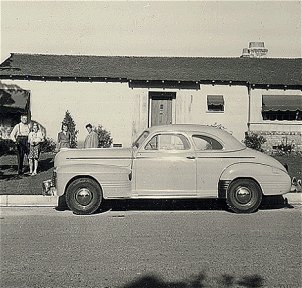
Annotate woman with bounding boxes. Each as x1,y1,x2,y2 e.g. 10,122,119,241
28,123,44,175
57,123,71,149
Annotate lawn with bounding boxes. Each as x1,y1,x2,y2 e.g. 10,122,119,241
273,154,301,180
0,152,301,195
0,152,55,195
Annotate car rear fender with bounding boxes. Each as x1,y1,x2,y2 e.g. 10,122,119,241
56,163,132,198
219,162,291,197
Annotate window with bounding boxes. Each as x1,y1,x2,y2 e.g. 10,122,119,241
262,95,302,121
192,135,223,151
145,134,190,151
207,95,224,112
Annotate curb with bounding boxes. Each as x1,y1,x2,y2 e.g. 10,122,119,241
0,193,301,207
283,193,302,205
0,195,58,207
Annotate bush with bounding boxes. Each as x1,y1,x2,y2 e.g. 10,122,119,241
244,132,266,152
94,125,113,148
0,138,15,156
273,140,296,156
41,137,56,153
62,110,78,148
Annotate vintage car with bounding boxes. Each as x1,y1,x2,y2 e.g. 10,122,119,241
43,124,291,214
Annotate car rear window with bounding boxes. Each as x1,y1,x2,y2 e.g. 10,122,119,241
192,135,223,150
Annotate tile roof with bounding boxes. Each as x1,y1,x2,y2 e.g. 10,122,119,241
0,53,301,86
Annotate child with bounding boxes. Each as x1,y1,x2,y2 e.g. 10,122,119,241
28,123,44,175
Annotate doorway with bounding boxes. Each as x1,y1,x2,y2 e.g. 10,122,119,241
149,92,175,126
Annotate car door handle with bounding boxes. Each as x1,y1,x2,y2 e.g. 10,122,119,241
186,156,196,159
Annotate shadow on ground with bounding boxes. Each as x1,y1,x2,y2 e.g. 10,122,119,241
121,272,264,288
56,195,293,214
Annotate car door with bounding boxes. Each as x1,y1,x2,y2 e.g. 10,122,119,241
133,133,197,197
192,134,228,197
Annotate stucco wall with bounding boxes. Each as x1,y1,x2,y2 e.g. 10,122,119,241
250,88,302,131
174,85,248,140
249,88,302,152
1,80,149,147
1,80,249,146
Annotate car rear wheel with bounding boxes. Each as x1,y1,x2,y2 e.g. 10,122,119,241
226,179,262,213
66,178,102,215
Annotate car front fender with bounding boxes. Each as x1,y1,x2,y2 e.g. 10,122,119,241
56,163,132,198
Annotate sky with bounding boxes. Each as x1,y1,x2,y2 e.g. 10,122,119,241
0,0,301,62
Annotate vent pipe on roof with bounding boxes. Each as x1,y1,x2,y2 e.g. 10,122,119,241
241,48,250,58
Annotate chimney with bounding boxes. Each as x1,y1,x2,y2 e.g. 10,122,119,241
240,42,268,58
248,42,268,58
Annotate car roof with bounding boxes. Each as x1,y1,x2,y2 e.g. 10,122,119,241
145,124,245,151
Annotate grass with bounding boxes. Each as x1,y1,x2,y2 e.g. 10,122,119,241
273,154,301,180
0,152,301,195
0,152,55,195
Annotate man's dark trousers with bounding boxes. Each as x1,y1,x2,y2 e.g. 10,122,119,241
16,136,29,174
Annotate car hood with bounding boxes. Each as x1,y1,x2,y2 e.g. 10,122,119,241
54,148,133,168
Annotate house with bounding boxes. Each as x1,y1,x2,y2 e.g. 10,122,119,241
0,53,301,150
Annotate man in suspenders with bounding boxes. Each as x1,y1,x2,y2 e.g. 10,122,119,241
10,114,30,175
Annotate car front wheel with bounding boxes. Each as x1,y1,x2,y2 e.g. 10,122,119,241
66,178,102,215
226,179,262,213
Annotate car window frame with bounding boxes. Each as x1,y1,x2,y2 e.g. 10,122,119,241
143,132,192,152
133,130,150,148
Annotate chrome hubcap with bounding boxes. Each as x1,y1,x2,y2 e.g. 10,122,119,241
235,187,252,204
75,188,92,206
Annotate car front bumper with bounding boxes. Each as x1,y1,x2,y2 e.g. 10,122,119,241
42,179,57,196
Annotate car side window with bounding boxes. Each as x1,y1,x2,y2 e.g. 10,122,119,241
192,135,223,150
145,134,190,150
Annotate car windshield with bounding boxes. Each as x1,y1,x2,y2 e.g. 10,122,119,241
133,131,150,148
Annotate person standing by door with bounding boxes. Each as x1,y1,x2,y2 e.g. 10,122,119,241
10,114,30,175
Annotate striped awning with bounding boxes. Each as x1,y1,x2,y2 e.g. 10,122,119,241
262,95,302,111
0,89,29,111
207,95,224,105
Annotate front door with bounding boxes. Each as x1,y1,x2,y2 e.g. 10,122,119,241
150,92,174,126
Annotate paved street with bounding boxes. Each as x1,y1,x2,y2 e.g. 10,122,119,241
0,204,301,288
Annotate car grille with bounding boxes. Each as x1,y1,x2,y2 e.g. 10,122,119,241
52,169,57,187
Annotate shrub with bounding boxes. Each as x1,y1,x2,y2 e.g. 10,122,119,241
62,110,78,148
274,140,295,155
244,132,266,152
41,137,56,153
94,125,113,148
0,138,15,156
